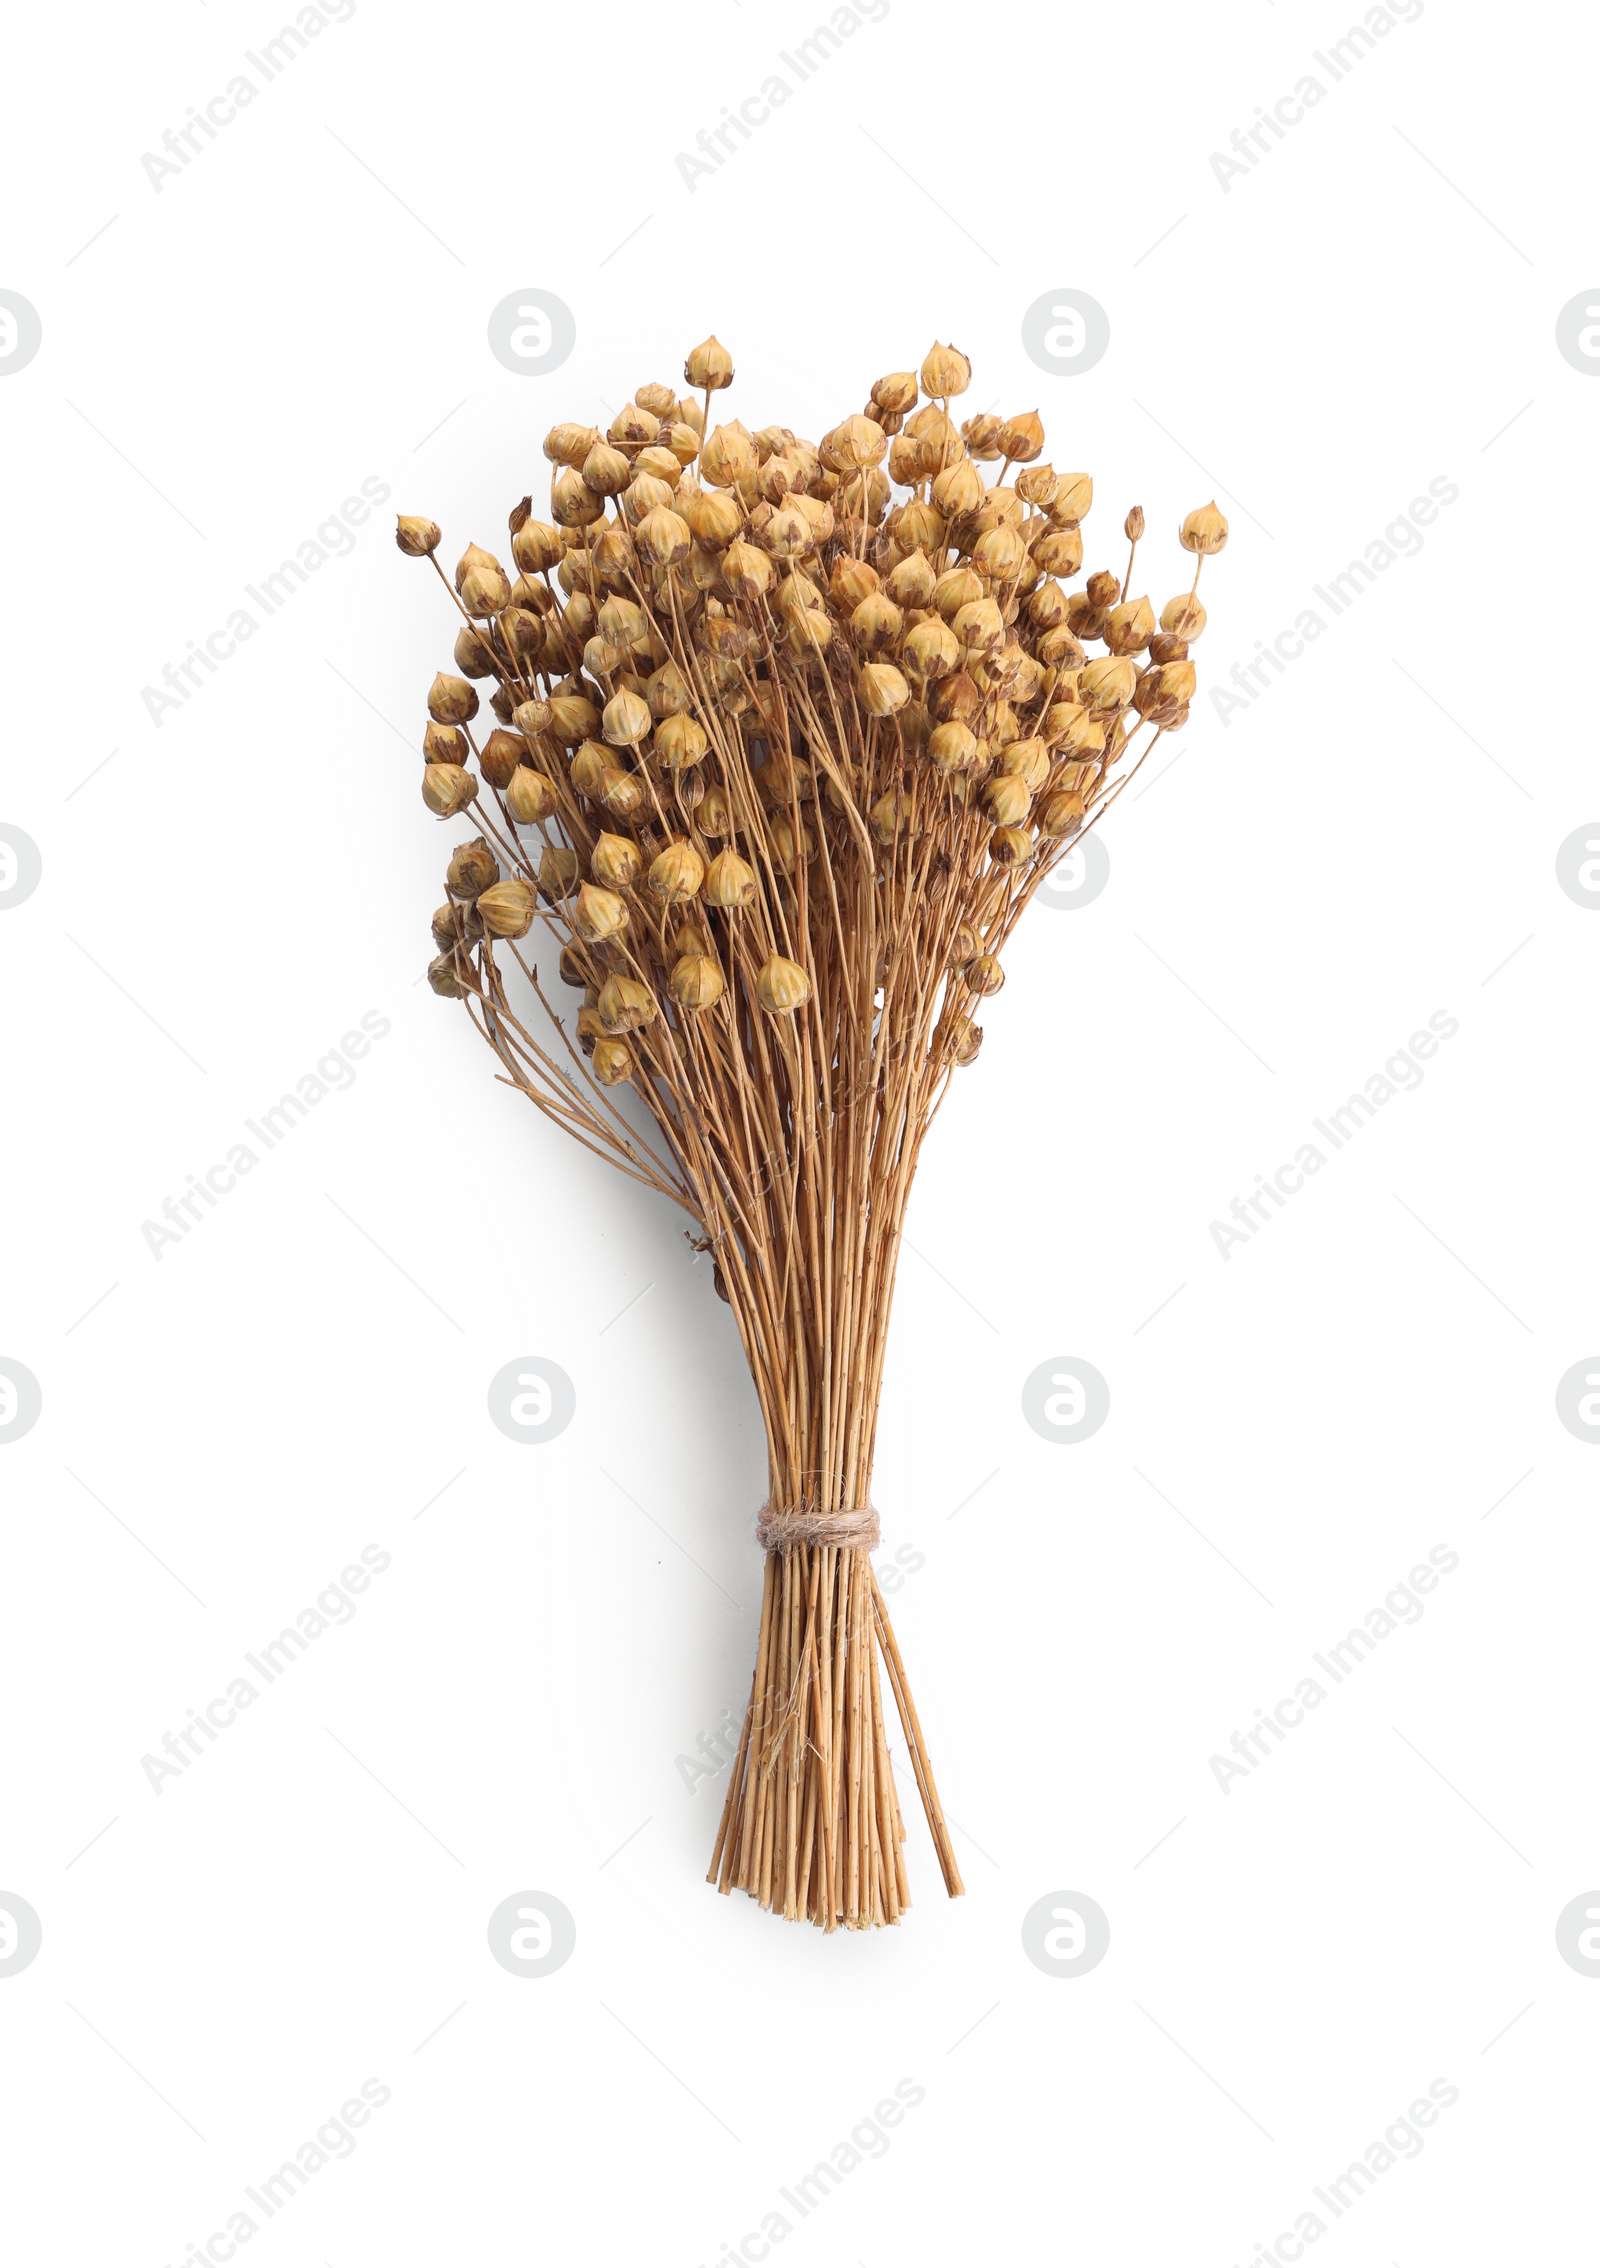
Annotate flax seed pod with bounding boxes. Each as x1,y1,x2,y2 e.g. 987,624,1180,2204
988,824,1034,868
645,661,693,723
428,672,479,725
477,879,537,938
422,764,478,816
1079,656,1138,714
592,832,643,889
1105,596,1155,656
572,882,628,942
446,838,498,899
1032,528,1083,578
537,845,579,900
427,951,469,995
544,422,597,467
671,954,725,1011
598,974,657,1033
903,617,960,679
974,524,1028,581
506,766,555,824
547,690,600,745
756,955,812,1014
936,1009,983,1066
697,783,735,837
453,627,496,679
998,736,1050,791
980,772,1033,827
927,720,980,778
1038,788,1087,836
424,721,468,766
1179,501,1229,555
858,662,910,716
920,341,972,397
478,729,526,790
649,841,705,903
602,689,653,747
591,1038,633,1086
869,789,918,844
704,849,757,908
599,766,645,819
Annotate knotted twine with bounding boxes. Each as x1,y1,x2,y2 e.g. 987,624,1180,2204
755,1503,881,1551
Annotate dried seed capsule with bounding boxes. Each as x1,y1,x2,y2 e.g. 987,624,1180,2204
988,824,1035,868
476,878,536,938
721,538,772,602
622,473,676,528
950,922,981,966
1104,596,1155,656
547,691,601,745
998,736,1050,791
872,370,919,415
686,488,742,549
446,837,498,899
423,720,468,766
1050,472,1093,525
886,548,936,609
1032,529,1083,578
544,422,598,467
962,412,1003,461
1179,501,1229,555
833,413,888,471
703,848,757,907
903,617,960,678
551,467,605,527
427,951,469,996
831,555,880,610
998,410,1045,464
453,626,496,679
510,517,563,574
645,659,693,719
572,882,628,940
396,515,441,556
427,671,479,725
598,766,644,818
580,440,630,497
966,953,1005,997
975,524,1028,582
701,423,758,489
538,845,579,899
608,401,659,454
431,901,464,952
570,741,611,797
756,955,812,1015
591,1037,633,1086
506,766,554,824
931,458,984,519
858,661,910,716
927,719,980,776
648,840,705,903
933,566,984,620
869,788,918,843
422,764,478,816
768,814,814,870
477,728,526,790
602,689,652,746
670,953,725,1010
591,832,643,888
920,341,972,398
1016,463,1058,509
980,773,1032,827
952,597,1005,652
698,783,734,835
1080,656,1139,714
684,334,734,390
636,505,692,566
656,713,709,769
598,973,657,1032
1039,789,1088,837
1161,593,1207,639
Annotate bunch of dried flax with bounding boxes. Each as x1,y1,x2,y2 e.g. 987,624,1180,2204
396,335,1227,1928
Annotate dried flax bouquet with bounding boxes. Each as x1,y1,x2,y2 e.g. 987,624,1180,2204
395,336,1226,1929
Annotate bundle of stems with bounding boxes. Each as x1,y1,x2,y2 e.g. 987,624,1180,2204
396,336,1226,1928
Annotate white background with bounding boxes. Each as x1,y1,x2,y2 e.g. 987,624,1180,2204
2,0,1597,2261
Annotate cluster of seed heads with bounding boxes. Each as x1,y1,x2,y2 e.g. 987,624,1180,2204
397,332,1225,1181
